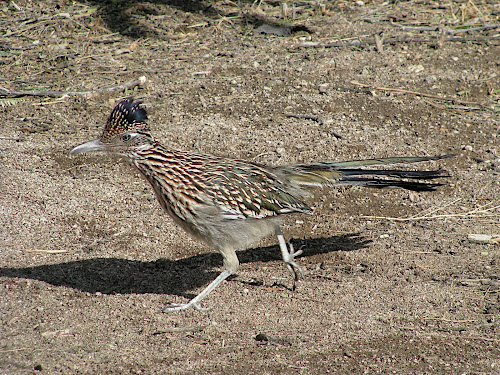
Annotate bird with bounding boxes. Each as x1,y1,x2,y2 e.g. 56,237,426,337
70,98,451,311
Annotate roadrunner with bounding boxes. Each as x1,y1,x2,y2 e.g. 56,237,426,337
70,98,451,311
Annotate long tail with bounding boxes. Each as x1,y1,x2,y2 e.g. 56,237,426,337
281,155,453,192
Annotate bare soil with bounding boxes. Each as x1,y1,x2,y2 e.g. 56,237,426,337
1,1,499,374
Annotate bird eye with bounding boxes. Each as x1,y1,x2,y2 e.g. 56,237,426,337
121,134,132,142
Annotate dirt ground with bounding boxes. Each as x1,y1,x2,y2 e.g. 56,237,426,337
1,0,499,374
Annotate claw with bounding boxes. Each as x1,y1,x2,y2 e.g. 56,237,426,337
276,225,305,290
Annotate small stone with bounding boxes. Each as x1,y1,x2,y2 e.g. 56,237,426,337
255,333,269,342
408,64,425,73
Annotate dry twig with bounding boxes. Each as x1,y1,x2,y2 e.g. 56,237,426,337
0,76,146,98
24,249,68,254
284,113,343,139
351,81,490,110
361,201,500,222
298,34,499,49
285,112,323,123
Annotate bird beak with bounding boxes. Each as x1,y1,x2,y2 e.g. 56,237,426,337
70,138,109,154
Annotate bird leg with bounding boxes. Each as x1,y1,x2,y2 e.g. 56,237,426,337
275,224,304,290
161,269,233,312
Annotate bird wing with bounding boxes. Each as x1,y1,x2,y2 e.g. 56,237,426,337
204,161,312,219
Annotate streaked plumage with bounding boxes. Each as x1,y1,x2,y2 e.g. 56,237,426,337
70,98,451,311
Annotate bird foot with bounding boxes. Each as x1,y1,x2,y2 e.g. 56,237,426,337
282,241,304,266
276,225,305,290
282,242,304,290
160,270,232,312
160,301,215,312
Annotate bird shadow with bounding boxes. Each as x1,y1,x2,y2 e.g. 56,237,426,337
0,234,370,299
81,0,255,39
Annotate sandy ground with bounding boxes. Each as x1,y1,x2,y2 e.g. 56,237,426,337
1,0,499,374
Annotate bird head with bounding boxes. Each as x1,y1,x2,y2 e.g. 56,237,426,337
70,98,152,156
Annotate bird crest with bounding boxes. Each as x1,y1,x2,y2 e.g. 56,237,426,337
101,98,150,142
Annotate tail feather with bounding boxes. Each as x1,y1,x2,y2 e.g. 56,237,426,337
316,155,453,169
281,155,452,192
335,177,444,191
338,168,449,179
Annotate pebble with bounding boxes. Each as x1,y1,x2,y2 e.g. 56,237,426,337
255,333,269,342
